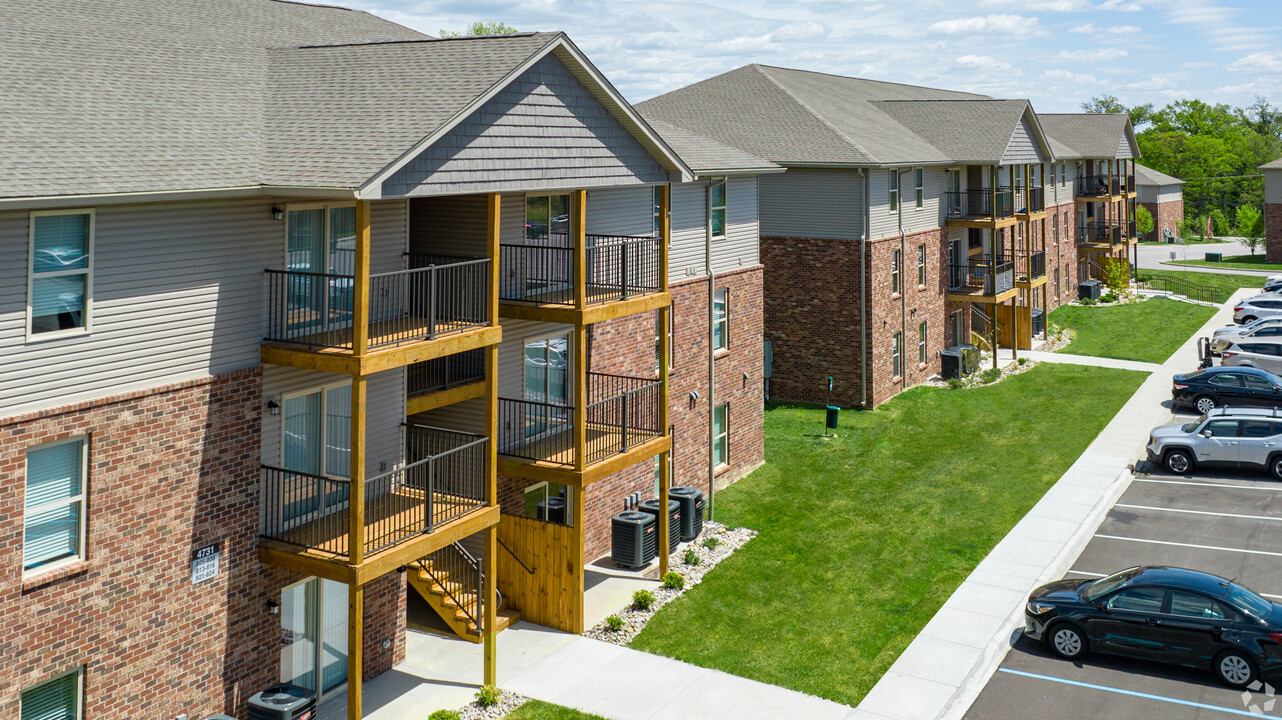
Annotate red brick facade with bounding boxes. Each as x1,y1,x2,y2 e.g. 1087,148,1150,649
1047,201,1080,310
1267,203,1282,263
1140,198,1184,244
0,369,405,719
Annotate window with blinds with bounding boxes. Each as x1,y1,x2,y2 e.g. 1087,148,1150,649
21,670,80,720
29,210,92,337
24,438,87,572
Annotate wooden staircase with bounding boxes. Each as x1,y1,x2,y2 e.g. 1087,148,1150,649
408,543,519,643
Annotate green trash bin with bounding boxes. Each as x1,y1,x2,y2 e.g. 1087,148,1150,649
825,405,840,430
1205,252,1222,262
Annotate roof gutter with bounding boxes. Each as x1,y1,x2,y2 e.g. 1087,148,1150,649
0,184,358,210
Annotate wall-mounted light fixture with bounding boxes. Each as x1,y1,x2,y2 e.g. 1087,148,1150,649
266,599,280,615
270,206,284,221
266,399,280,416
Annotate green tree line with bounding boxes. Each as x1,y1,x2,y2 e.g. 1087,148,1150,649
1082,95,1281,230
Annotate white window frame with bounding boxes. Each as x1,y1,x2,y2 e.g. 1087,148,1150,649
20,668,83,720
916,244,926,287
888,170,899,212
892,332,903,379
23,435,89,577
914,167,924,209
280,380,354,480
709,177,727,240
27,208,94,341
713,288,729,352
891,249,901,295
284,202,358,273
713,403,729,470
918,321,927,365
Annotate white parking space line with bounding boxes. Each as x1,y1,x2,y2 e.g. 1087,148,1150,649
1065,570,1282,600
1133,478,1282,492
995,669,1282,718
1094,534,1282,558
1114,503,1282,523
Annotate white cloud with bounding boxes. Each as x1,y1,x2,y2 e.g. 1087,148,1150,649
1056,47,1129,61
979,0,1089,10
1096,0,1142,10
1070,22,1141,33
1214,82,1257,94
956,54,1017,73
926,14,1043,36
1229,52,1282,73
1043,69,1099,83
771,20,828,42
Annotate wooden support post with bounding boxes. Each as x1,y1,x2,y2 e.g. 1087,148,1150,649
573,189,587,312
487,193,501,323
658,300,671,578
483,525,497,685
991,301,998,370
483,339,499,685
349,373,367,566
659,452,671,577
346,582,364,720
1011,294,1018,360
571,484,585,634
354,200,371,356
659,185,671,294
573,323,587,472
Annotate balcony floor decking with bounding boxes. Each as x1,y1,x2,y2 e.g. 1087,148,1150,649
270,313,481,352
502,283,661,307
502,422,663,467
499,424,669,486
261,321,501,375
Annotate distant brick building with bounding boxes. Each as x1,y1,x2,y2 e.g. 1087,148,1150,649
1264,159,1282,262
1135,163,1185,243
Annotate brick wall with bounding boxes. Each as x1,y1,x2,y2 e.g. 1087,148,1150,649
0,369,404,718
1047,202,1079,310
865,227,949,407
1140,198,1184,245
1267,203,1282,263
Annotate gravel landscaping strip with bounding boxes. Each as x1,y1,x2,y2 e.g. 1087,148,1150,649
456,689,530,720
583,521,757,646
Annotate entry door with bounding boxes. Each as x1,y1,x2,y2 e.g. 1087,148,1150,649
281,577,349,697
523,334,570,438
1090,587,1168,659
946,169,961,215
1196,419,1240,464
282,384,352,524
523,194,572,298
286,206,357,335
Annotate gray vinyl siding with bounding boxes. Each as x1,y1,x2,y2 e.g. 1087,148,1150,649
869,168,943,240
410,397,486,436
758,169,863,241
586,186,653,237
1157,186,1184,203
370,200,408,275
1000,115,1047,165
409,195,489,258
670,180,708,283
1116,135,1136,159
496,318,574,399
868,169,897,240
1265,169,1282,204
261,365,405,475
1136,186,1157,203
712,175,760,274
381,54,670,198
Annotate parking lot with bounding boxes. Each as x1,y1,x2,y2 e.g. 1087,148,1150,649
965,404,1282,719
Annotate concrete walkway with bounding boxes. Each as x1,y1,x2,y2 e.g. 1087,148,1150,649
319,623,857,720
1020,350,1162,373
851,287,1258,720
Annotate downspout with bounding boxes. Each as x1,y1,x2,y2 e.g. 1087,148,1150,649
859,168,869,407
706,179,716,521
897,168,910,393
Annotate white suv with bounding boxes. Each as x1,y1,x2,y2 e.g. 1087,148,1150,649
1147,407,1282,480
1233,296,1282,324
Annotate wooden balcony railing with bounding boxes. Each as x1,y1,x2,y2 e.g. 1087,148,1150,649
264,258,490,351
1015,186,1045,213
499,235,662,306
260,426,487,558
944,189,1015,221
407,348,486,399
1017,250,1046,282
1077,222,1122,246
1076,175,1120,197
948,261,1015,296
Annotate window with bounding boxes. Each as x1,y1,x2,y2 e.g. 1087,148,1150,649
524,482,571,525
916,244,926,286
888,170,899,212
525,194,571,243
709,177,726,239
914,167,924,209
918,322,927,365
892,332,903,378
1106,586,1166,613
713,404,729,468
1054,268,1061,298
653,186,664,238
655,311,673,372
1170,592,1231,621
24,437,88,573
1052,214,1059,243
1241,420,1282,438
1205,420,1240,437
1209,374,1242,388
713,288,729,351
968,228,983,250
1244,375,1279,390
891,249,901,295
20,669,81,720
29,209,93,337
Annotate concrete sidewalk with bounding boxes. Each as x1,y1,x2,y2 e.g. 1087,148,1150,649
1019,350,1162,373
319,623,857,720
850,287,1257,720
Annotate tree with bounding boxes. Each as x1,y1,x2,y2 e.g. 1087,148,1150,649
1209,208,1232,237
1238,204,1266,255
1103,257,1130,297
1081,95,1125,114
1135,204,1155,240
437,21,519,37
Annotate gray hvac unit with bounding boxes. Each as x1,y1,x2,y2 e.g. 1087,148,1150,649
639,498,681,550
537,496,566,524
611,511,657,569
1078,280,1101,300
201,716,239,720
668,486,705,541
247,684,316,720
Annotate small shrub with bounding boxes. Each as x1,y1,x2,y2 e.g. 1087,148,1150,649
980,367,1002,384
1081,297,1097,306
474,685,501,708
663,572,685,590
946,377,963,390
1016,357,1028,366
1100,292,1118,304
701,536,721,549
632,589,655,610
683,548,701,566
430,711,462,720
605,614,625,631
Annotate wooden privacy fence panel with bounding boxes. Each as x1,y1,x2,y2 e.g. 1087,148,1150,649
496,513,581,633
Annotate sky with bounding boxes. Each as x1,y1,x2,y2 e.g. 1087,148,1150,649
347,0,1282,113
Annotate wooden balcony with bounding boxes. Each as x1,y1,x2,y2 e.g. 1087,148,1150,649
1015,250,1047,288
496,373,669,486
257,426,496,585
406,349,488,415
1075,175,1123,201
1076,222,1123,250
261,258,500,375
1014,186,1046,219
945,189,1019,229
947,260,1019,304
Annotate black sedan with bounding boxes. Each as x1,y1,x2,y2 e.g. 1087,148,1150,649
1025,566,1282,687
1171,366,1282,414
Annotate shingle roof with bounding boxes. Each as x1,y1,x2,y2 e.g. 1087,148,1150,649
1133,163,1184,187
1037,113,1138,159
264,33,560,188
637,64,1046,166
1261,158,1282,170
1,0,428,199
641,119,778,174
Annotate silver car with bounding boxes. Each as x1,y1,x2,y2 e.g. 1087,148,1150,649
1146,407,1282,480
1233,296,1282,324
1212,318,1282,353
1222,338,1282,375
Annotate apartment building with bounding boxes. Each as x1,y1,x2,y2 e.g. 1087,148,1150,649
1038,114,1143,283
1264,158,1282,262
0,3,779,719
1134,163,1185,242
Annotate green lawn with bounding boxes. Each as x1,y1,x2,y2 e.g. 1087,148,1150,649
1166,253,1282,272
506,701,608,720
1048,297,1215,364
1137,268,1264,304
630,364,1146,706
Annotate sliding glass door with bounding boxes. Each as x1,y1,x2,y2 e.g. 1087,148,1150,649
282,384,352,525
280,577,349,697
285,205,356,336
